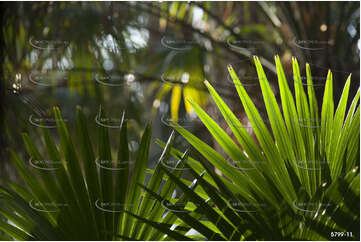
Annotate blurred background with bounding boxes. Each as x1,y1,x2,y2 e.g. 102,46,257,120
0,1,360,182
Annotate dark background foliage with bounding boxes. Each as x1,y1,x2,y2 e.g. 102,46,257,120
0,1,359,182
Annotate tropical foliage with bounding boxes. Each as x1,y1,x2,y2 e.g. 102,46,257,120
0,56,359,241
148,56,360,240
0,107,205,240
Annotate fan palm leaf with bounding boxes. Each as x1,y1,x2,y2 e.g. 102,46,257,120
0,107,199,240
151,55,359,240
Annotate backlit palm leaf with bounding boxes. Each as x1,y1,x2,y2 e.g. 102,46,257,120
156,55,359,240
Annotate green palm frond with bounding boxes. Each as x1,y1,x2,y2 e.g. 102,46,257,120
152,55,360,240
0,107,198,240
0,55,359,241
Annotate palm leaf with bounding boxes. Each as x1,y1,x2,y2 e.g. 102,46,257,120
0,108,185,240
163,55,359,240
